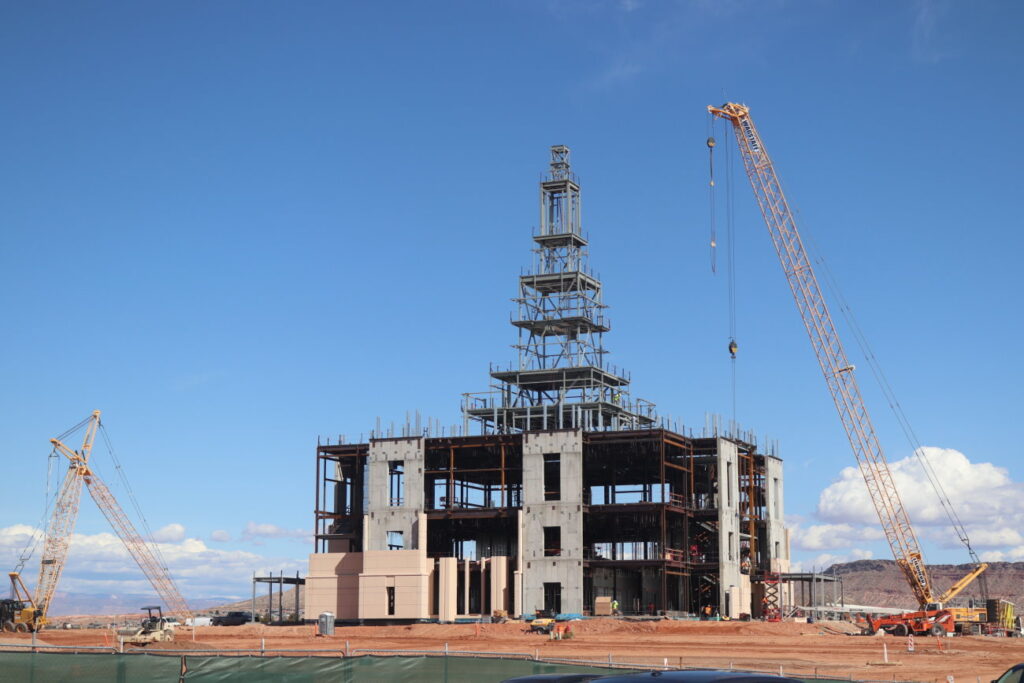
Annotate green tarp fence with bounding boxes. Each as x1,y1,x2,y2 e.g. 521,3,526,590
0,651,856,682
0,652,623,682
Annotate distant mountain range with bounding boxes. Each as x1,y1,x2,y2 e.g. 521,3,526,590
45,560,1023,617
826,559,1024,609
48,591,233,617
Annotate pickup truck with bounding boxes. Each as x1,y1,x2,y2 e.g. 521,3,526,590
211,611,252,626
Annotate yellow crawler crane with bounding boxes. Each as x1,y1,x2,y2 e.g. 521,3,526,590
7,411,192,632
707,102,987,634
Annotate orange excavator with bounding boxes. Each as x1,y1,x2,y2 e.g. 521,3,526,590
707,102,987,636
6,411,191,632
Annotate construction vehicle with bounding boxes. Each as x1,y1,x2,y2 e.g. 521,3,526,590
529,608,557,634
1,597,29,633
707,102,988,636
117,606,175,646
8,411,192,631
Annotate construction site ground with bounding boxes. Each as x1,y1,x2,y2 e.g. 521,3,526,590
4,618,1021,682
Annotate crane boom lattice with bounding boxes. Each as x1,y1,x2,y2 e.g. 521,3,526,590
708,102,940,606
84,474,192,619
35,467,85,615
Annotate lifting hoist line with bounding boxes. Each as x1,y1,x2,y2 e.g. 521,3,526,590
707,102,986,609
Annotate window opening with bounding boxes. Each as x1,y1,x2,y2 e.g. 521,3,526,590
543,453,561,501
543,526,562,557
389,461,405,506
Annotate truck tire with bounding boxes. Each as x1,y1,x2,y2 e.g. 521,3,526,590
15,623,28,633
2,620,13,633
930,624,945,636
892,623,908,637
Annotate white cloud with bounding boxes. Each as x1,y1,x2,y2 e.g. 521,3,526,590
910,0,949,64
813,447,1024,559
0,524,305,603
980,547,1024,562
152,523,185,543
210,530,231,543
791,523,883,551
242,521,311,544
792,548,873,573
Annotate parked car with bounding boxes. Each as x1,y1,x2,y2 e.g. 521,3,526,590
211,611,252,626
186,616,213,627
992,663,1024,683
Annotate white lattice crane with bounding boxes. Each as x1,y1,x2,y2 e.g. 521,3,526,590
8,411,192,631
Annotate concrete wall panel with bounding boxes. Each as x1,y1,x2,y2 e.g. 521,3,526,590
521,430,583,615
366,438,425,551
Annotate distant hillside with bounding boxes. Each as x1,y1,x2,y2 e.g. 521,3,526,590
208,586,306,617
826,560,1024,609
48,591,229,617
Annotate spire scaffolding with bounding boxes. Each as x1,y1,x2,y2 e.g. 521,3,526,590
463,146,656,433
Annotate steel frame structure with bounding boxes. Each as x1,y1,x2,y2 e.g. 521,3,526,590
464,146,655,434
313,429,774,616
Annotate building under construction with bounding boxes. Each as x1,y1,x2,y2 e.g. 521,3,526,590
306,147,790,622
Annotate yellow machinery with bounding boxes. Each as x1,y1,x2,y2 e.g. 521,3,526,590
707,102,987,625
9,411,192,631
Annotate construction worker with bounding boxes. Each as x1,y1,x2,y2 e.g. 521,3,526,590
702,604,713,620
611,598,620,616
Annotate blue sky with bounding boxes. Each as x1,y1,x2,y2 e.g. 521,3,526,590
2,1,1022,606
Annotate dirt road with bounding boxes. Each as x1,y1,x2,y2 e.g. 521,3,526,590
11,619,1023,681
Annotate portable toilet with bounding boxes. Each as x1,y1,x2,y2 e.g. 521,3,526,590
318,612,335,636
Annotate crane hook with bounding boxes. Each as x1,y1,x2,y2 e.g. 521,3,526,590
707,136,716,148
728,339,738,359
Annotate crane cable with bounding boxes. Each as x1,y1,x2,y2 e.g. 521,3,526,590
13,448,61,579
98,424,175,575
709,115,740,423
13,415,92,579
800,218,988,598
725,117,738,423
708,117,741,428
708,119,717,274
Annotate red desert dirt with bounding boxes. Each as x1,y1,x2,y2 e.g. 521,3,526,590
4,618,1022,681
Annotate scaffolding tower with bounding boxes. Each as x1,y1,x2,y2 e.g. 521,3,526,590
464,146,656,434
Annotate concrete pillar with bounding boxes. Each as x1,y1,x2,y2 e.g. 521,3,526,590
463,558,470,616
489,556,509,614
716,438,742,617
764,456,789,570
514,510,524,617
521,429,584,616
438,557,457,623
